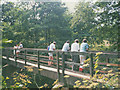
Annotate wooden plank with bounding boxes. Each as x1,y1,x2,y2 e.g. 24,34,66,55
56,52,60,82
94,62,120,67
38,51,40,69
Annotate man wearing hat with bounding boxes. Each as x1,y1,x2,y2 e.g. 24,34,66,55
48,41,56,65
71,39,80,71
79,39,89,71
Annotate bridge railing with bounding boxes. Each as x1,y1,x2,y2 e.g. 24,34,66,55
2,47,119,82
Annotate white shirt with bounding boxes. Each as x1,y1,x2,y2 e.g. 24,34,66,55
14,46,20,49
62,43,69,52
49,43,55,51
19,44,23,48
13,46,20,54
80,42,89,52
71,42,79,52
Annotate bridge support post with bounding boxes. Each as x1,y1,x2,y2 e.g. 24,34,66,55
24,50,27,65
38,51,40,69
90,53,94,77
62,52,65,77
14,49,17,66
62,52,67,85
106,57,110,63
56,52,60,82
6,49,9,60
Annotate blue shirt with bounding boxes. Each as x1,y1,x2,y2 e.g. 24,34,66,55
80,42,89,52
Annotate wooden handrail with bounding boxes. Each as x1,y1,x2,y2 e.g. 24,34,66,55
4,47,119,56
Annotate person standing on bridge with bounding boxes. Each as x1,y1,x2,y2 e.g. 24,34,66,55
71,39,80,71
79,39,89,72
13,44,20,57
48,41,56,66
62,40,70,63
18,42,23,55
62,40,70,52
19,42,23,49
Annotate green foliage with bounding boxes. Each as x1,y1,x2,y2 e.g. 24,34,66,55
2,1,119,51
70,1,119,51
2,71,32,88
2,2,72,48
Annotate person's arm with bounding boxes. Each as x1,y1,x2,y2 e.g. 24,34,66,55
66,44,70,51
78,44,80,51
20,44,23,49
53,44,55,50
14,46,16,49
86,44,89,51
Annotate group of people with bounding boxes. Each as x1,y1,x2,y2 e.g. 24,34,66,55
48,39,89,72
13,39,88,72
13,42,23,57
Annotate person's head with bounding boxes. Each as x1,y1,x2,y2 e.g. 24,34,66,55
16,44,18,46
83,39,87,43
66,40,69,43
75,39,79,43
53,41,56,44
19,42,21,44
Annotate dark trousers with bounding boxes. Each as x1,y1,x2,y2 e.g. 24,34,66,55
72,55,79,71
62,54,67,68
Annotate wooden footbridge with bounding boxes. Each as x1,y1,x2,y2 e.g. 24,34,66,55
2,47,119,85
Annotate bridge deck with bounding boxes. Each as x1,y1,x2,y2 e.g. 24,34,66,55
2,56,90,79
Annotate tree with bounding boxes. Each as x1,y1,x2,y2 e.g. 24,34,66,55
2,1,72,49
70,1,119,51
70,2,96,44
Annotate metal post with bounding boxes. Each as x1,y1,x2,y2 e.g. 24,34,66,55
38,51,40,69
90,53,94,77
56,52,60,82
25,50,27,65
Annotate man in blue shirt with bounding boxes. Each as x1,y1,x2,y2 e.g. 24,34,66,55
79,39,89,71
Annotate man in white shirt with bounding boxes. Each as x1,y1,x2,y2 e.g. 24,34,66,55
79,39,89,71
62,40,70,52
48,41,56,65
19,42,23,49
71,39,80,71
62,40,70,66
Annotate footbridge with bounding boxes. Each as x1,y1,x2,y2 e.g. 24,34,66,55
2,47,119,85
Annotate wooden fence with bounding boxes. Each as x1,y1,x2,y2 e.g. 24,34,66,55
2,47,119,83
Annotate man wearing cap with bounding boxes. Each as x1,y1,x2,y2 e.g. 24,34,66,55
71,39,80,71
79,39,89,71
48,41,56,65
